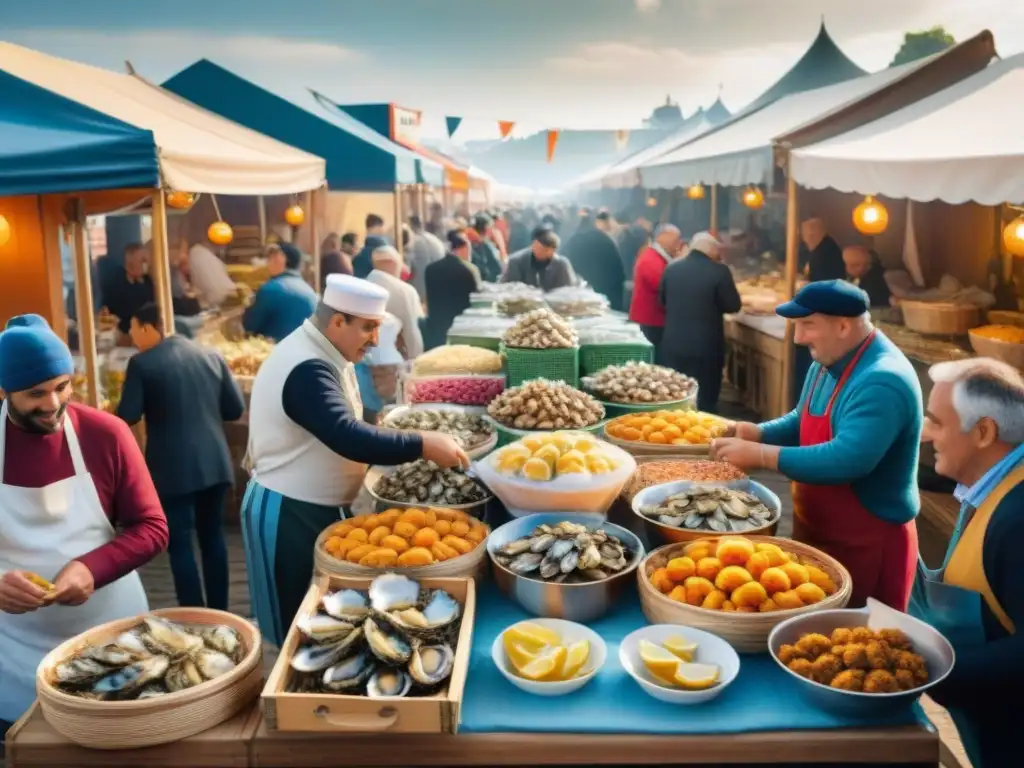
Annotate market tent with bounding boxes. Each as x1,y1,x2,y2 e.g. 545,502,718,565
0,42,324,195
789,54,1024,206
603,114,714,189
743,21,867,113
0,69,158,196
164,60,443,192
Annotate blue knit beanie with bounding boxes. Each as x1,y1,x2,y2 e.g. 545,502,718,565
0,314,75,393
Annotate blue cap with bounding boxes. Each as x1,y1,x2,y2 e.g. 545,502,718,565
0,314,75,393
776,280,870,319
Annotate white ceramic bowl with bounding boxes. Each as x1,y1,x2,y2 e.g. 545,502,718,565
491,618,607,697
619,624,740,705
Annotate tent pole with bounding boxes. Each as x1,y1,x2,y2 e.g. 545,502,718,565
310,188,321,293
70,199,99,409
418,184,426,223
150,189,175,336
782,165,799,415
257,195,267,244
394,185,404,257
709,184,718,235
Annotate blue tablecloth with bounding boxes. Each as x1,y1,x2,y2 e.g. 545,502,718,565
460,583,931,735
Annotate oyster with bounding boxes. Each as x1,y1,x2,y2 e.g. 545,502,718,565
496,522,636,583
409,644,454,687
55,657,112,686
165,657,204,692
321,589,369,621
366,668,413,698
92,656,170,699
385,589,461,638
372,459,487,506
193,648,236,680
82,643,144,667
141,617,204,655
114,630,149,656
365,618,413,665
322,651,375,692
200,626,243,662
136,685,167,700
638,485,774,534
291,628,364,673
369,573,420,613
385,410,494,450
297,614,357,644
581,361,697,405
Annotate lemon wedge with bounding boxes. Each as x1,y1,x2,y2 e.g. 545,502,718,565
662,634,698,661
638,639,681,682
504,622,561,652
517,645,568,681
522,457,554,481
558,639,591,680
673,662,720,690
504,641,539,672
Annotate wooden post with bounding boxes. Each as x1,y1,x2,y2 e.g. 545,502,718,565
781,167,800,415
394,185,404,257
311,188,322,293
709,184,718,234
150,190,175,336
70,199,99,408
257,195,267,244
418,185,427,222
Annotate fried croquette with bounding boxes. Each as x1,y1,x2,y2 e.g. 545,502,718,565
810,653,843,685
890,649,929,684
841,643,871,670
830,669,866,691
777,643,810,665
787,658,814,678
830,627,854,646
876,628,912,651
850,627,876,644
894,669,917,691
863,669,900,694
794,632,832,659
865,640,892,670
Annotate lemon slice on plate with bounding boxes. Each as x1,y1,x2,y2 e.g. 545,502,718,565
638,639,681,682
557,639,591,680
662,634,698,661
504,641,539,672
673,662,720,690
504,622,562,652
517,645,568,681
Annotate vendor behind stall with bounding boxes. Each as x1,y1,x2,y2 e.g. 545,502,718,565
911,357,1024,768
423,230,480,350
711,281,921,610
842,245,891,308
502,226,576,291
0,315,167,728
101,242,154,337
242,243,317,343
242,275,469,646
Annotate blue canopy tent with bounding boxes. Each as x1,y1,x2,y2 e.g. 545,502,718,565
162,59,444,192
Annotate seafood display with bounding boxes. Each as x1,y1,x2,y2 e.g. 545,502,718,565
638,486,775,534
648,537,838,612
496,296,546,317
411,345,504,375
287,574,462,697
384,409,495,451
544,287,609,318
972,324,1024,343
502,622,591,682
606,410,730,447
575,325,648,345
502,309,578,349
321,508,489,568
493,521,634,583
405,375,505,406
582,362,697,405
621,460,748,502
371,460,489,506
207,335,275,377
51,617,243,700
778,627,929,693
487,379,604,431
491,432,620,482
638,636,720,691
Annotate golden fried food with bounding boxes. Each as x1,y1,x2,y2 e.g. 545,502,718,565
830,628,854,646
865,640,892,670
877,628,913,651
842,644,870,670
777,643,810,665
787,658,814,679
795,633,832,659
850,627,876,644
894,669,917,691
864,669,900,694
810,653,843,685
830,669,866,692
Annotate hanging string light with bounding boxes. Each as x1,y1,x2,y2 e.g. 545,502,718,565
646,195,658,207
0,214,10,247
1004,214,1024,257
686,184,705,200
206,193,233,246
852,195,889,235
166,190,196,210
742,187,765,209
285,203,306,227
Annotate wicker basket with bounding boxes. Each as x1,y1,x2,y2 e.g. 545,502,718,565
595,393,698,419
578,342,654,376
501,345,580,387
36,608,262,749
899,300,980,336
986,310,1024,328
968,330,1024,369
637,537,852,653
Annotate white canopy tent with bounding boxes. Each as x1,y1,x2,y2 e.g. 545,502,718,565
639,63,920,191
604,115,714,189
0,42,326,195
789,54,1024,205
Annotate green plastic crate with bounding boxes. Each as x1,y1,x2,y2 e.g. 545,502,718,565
446,334,502,352
578,342,654,376
501,344,580,388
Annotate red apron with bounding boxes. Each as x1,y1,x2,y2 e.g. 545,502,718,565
791,331,918,610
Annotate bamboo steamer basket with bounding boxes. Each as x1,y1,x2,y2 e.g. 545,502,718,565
899,300,980,336
638,537,852,653
968,330,1024,369
36,608,262,749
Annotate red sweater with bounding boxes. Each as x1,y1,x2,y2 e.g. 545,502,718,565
629,246,671,327
3,403,168,588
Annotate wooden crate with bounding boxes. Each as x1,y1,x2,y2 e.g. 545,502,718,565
261,574,475,735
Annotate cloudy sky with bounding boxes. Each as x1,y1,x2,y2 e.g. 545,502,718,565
3,0,1021,139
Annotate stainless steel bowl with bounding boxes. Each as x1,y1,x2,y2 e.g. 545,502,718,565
363,465,494,518
486,512,645,623
768,600,955,718
632,478,782,545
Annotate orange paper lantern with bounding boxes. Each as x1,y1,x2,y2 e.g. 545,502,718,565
646,196,658,207
1003,215,1024,257
686,184,705,200
166,190,196,210
742,187,765,209
0,214,10,247
284,204,306,227
852,195,889,236
208,221,234,246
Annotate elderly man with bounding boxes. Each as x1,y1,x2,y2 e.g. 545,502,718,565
842,246,890,308
629,224,682,350
366,245,424,359
711,281,922,609
910,358,1024,768
243,243,317,342
502,226,575,291
659,232,741,413
242,275,468,646
798,218,845,283
564,210,626,311
406,215,445,303
424,231,480,350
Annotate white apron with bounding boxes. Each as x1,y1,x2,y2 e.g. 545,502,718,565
0,401,150,722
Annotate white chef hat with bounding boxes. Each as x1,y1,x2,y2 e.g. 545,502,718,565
323,274,389,319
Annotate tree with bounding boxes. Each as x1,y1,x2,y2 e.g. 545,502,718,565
890,26,956,67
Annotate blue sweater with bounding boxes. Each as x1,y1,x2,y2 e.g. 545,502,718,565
759,332,922,524
242,271,317,343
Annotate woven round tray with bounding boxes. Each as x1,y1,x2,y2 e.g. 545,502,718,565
37,608,262,749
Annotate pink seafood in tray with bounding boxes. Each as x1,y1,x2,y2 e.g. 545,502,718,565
408,375,506,406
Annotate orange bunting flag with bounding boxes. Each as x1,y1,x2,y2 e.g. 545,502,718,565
498,121,515,139
614,129,630,151
546,130,561,163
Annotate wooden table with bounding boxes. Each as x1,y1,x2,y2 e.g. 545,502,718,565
250,714,940,767
4,702,259,768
